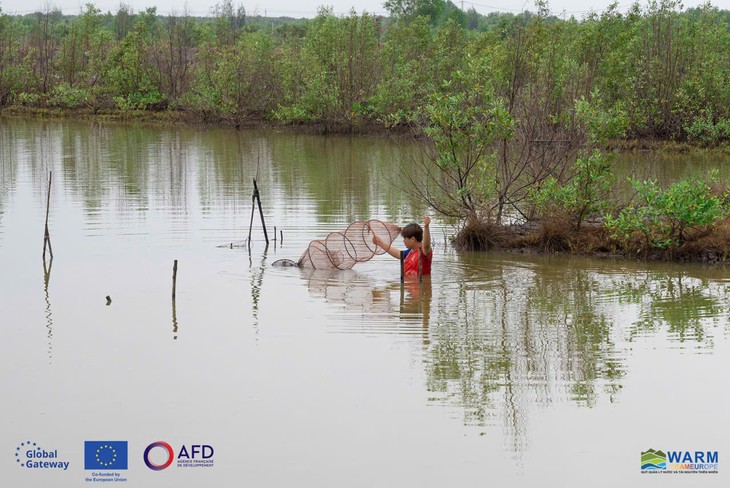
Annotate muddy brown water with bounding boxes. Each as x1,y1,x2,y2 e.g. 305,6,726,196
1,118,728,486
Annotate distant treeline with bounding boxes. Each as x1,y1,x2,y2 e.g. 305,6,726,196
1,0,729,143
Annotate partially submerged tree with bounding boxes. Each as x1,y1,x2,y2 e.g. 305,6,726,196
402,56,512,220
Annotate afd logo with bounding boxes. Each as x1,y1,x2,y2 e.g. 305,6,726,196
144,441,214,470
84,441,128,470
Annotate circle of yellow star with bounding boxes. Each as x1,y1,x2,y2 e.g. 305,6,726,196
95,445,117,467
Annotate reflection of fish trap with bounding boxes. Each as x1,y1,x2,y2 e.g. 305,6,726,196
298,220,401,270
302,268,394,314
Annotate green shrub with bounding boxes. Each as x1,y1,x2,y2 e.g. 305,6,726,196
532,150,614,230
16,92,41,106
604,172,728,252
112,89,162,111
49,83,90,108
684,111,730,146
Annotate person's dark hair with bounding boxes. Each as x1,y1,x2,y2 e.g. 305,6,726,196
400,223,423,242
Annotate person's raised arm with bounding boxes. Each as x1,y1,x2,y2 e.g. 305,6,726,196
422,216,431,256
372,234,402,260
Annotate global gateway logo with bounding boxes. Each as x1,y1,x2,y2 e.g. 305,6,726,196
15,441,70,470
144,441,214,470
641,448,719,474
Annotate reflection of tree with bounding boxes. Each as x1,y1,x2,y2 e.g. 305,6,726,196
13,119,198,217
425,335,503,425
267,133,422,222
0,121,20,224
58,122,146,208
526,266,624,407
425,256,627,454
2,120,429,230
611,272,724,344
425,255,728,456
614,151,730,186
6,120,58,209
181,128,424,224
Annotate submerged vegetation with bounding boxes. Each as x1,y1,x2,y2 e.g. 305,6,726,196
2,0,730,260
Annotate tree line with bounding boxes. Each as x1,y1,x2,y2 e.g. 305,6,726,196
0,0,728,145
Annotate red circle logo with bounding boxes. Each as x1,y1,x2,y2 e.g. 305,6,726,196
143,441,174,471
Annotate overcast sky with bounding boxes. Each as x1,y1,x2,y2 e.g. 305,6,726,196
1,0,728,18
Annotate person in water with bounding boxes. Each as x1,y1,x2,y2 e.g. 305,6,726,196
372,216,432,275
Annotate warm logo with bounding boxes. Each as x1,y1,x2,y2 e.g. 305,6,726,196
84,441,128,470
641,448,718,474
641,449,667,470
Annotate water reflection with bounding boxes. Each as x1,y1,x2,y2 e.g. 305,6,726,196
425,254,730,455
273,248,729,451
250,247,268,335
42,255,54,362
171,298,179,341
399,276,432,346
0,120,425,233
424,257,618,453
0,126,16,232
607,270,729,344
613,150,730,184
296,268,434,341
301,268,395,315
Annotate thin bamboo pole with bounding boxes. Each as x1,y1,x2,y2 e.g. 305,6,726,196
43,172,53,260
253,179,269,245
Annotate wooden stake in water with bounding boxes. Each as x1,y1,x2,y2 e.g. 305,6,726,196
42,172,53,260
254,179,269,246
172,259,178,300
247,178,269,246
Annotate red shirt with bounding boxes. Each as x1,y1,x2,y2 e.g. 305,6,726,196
403,248,432,275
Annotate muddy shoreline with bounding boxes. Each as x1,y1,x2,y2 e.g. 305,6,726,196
454,220,730,265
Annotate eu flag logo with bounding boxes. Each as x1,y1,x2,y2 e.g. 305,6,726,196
84,441,128,470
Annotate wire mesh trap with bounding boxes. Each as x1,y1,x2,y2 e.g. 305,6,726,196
272,220,401,270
